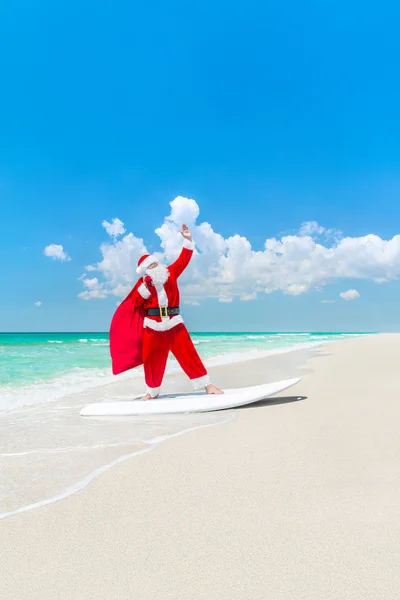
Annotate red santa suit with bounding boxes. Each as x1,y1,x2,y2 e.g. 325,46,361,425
109,238,210,397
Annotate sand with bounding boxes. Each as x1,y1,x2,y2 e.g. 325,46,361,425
2,334,400,599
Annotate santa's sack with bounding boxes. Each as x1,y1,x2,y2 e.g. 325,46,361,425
109,285,144,375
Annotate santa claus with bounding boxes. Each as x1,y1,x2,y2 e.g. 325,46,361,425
109,224,223,400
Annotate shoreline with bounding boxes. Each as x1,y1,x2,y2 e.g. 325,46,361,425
0,336,364,520
1,331,356,412
1,339,317,519
0,415,235,521
3,334,400,598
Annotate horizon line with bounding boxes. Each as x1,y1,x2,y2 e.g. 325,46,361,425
0,331,377,335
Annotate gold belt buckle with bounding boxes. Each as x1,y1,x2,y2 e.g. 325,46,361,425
160,306,168,318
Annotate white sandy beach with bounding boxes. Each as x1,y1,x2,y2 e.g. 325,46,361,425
2,333,400,599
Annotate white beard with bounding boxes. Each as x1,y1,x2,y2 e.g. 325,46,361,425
147,263,169,287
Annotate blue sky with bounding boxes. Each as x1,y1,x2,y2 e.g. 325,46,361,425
1,0,400,332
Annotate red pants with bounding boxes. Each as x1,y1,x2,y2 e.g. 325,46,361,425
142,324,209,396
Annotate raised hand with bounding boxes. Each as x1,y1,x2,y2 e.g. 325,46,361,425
181,223,192,241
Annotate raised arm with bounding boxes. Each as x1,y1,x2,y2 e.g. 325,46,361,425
169,225,195,279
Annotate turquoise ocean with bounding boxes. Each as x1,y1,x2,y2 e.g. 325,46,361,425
0,331,360,410
0,331,363,519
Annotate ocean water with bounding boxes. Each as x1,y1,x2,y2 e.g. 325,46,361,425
0,331,362,518
0,332,359,410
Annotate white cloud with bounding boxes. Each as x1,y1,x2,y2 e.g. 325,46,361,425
339,289,360,301
78,196,400,303
320,299,335,304
44,244,70,262
78,277,107,300
34,301,42,307
299,222,342,243
299,221,325,237
102,218,126,238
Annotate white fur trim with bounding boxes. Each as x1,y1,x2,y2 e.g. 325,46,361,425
144,315,184,331
136,255,158,275
145,385,161,397
182,238,195,250
154,284,168,318
138,283,151,299
191,374,210,390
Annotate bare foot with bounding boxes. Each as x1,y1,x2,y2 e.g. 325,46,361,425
205,384,224,395
141,393,159,401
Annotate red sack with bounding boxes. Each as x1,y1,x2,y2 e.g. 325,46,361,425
109,282,144,375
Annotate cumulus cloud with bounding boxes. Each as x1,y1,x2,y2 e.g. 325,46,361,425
102,218,126,238
320,299,335,304
34,301,42,307
78,196,400,303
44,244,70,261
78,232,147,300
78,277,107,300
339,289,360,301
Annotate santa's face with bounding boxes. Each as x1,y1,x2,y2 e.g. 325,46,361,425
146,262,169,286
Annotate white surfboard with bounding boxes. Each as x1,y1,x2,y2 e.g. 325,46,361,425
80,378,301,416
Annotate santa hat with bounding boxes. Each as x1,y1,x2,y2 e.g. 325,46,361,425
136,254,158,275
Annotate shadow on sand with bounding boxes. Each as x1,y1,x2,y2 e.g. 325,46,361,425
235,395,307,410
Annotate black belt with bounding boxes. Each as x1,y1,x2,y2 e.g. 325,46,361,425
146,306,180,318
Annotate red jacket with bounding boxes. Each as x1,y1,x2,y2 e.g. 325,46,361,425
109,239,194,375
